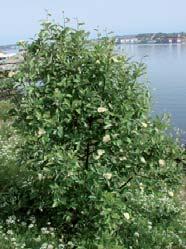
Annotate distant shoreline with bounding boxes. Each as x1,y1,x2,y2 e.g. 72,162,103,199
116,43,186,45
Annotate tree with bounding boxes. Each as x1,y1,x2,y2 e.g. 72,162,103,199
3,18,185,248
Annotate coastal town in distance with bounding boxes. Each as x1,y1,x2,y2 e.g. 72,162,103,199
115,32,186,44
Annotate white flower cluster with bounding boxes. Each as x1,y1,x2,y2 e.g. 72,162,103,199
0,131,20,163
0,216,66,249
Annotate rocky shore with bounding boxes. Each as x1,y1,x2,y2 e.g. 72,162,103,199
0,54,23,77
0,54,23,99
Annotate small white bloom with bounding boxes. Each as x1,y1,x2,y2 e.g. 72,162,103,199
139,182,144,191
140,157,146,164
159,159,165,167
103,134,111,143
38,128,45,137
97,149,105,157
41,243,48,249
168,191,174,197
41,227,49,234
67,171,74,177
134,232,140,237
96,60,100,64
28,223,34,229
49,227,54,232
123,212,130,220
7,230,14,235
47,245,54,249
38,173,44,181
29,216,36,223
148,225,152,230
119,156,127,161
6,216,16,225
141,122,148,128
97,107,107,113
103,173,112,180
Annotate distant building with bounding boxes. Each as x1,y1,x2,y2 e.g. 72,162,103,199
117,36,139,44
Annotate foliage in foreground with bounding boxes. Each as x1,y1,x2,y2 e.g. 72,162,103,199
0,18,185,248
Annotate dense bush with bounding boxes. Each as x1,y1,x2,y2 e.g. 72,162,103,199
0,18,185,248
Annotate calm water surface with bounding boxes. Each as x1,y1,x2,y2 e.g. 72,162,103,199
117,44,186,143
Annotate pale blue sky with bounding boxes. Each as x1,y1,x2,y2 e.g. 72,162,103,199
0,0,186,45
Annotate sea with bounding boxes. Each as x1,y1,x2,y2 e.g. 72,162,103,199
0,45,18,56
2,44,186,143
116,44,186,144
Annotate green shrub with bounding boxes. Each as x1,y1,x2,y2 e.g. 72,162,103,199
0,100,14,121
0,18,185,248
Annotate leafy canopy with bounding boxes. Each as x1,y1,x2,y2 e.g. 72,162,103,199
5,17,185,248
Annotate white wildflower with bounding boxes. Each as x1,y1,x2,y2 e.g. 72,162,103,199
103,173,112,180
140,157,146,164
97,107,107,113
28,223,34,229
38,173,44,181
134,232,140,237
97,149,105,157
96,60,100,64
141,122,148,128
103,134,111,143
41,227,49,234
159,159,165,167
139,182,144,191
119,156,127,161
29,216,36,223
123,212,130,220
21,243,26,249
47,245,54,249
38,128,45,137
49,227,54,232
148,225,152,230
168,191,174,197
67,171,74,177
6,216,16,225
95,149,105,160
41,243,48,249
7,230,14,235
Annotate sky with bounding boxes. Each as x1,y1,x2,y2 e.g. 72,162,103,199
0,0,186,45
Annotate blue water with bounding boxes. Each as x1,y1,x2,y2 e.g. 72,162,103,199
0,45,18,55
116,44,186,143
